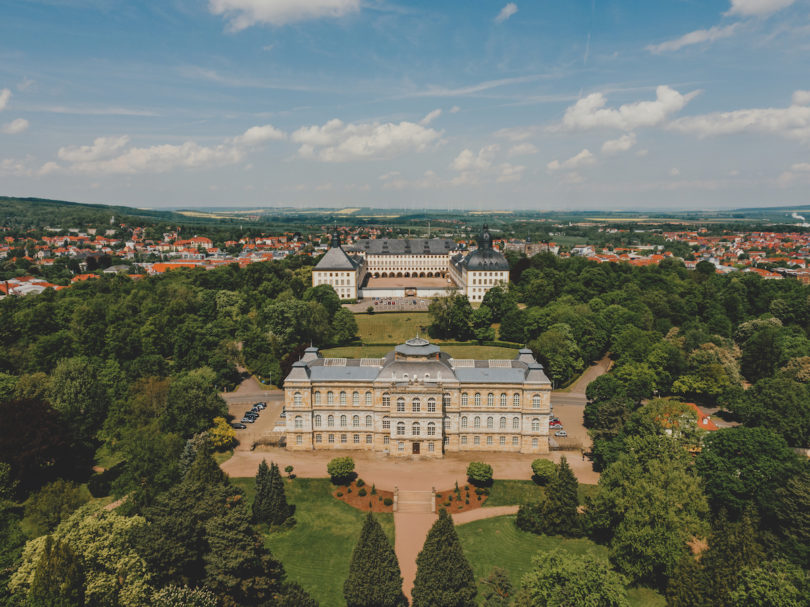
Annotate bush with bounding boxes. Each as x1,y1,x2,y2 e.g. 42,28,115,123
327,456,356,484
366,306,375,314
347,487,352,493
444,501,451,507
356,478,365,487
466,461,493,487
336,491,343,497
358,488,367,496
371,483,377,495
383,497,393,506
532,459,556,485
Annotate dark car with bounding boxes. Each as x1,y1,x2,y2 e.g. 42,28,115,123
254,402,267,410
230,422,247,429
244,411,259,419
241,416,256,424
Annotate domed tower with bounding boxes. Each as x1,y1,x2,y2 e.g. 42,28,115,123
456,224,509,302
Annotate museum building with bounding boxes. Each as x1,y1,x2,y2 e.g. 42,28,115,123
283,338,552,457
311,225,510,301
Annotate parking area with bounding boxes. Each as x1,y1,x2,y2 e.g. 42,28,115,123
548,397,590,452
220,376,284,451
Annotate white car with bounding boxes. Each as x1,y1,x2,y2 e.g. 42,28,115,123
554,430,568,437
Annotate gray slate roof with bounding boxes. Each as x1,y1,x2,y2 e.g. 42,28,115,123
314,245,361,271
346,238,456,255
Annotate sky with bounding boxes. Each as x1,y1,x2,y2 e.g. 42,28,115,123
0,0,809,211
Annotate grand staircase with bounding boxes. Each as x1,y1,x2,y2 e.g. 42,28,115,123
395,490,434,513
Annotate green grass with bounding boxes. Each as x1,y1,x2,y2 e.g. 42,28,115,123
485,480,599,507
456,516,664,607
354,312,432,342
93,443,122,470
231,477,394,607
213,449,234,465
322,345,517,359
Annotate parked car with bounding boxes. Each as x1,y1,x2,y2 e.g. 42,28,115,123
549,421,563,428
244,412,258,420
550,417,560,423
241,417,256,424
254,402,267,410
230,422,247,429
250,406,262,414
555,430,568,437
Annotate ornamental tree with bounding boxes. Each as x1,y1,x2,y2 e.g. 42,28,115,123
327,457,356,485
531,459,556,485
466,462,493,488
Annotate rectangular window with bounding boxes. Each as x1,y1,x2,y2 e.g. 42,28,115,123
512,436,519,446
532,438,538,448
487,436,493,445
315,434,322,443
296,435,302,445
366,434,372,444
461,435,467,445
499,436,506,446
384,436,390,445
428,442,434,452
474,435,480,445
328,434,335,443
341,434,347,443
398,442,404,452
353,434,359,444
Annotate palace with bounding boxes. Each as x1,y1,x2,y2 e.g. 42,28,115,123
283,338,551,457
311,225,509,301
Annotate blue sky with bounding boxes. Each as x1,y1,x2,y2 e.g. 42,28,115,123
0,0,809,210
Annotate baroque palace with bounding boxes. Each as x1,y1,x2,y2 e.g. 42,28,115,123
311,225,510,301
283,338,552,457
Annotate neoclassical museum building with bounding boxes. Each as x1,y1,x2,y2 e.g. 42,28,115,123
283,338,552,457
311,225,510,301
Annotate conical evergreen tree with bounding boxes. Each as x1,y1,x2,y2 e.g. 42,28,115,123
541,456,580,536
266,462,293,525
412,509,477,607
252,459,271,523
185,448,227,488
28,535,84,607
343,512,407,607
666,555,711,607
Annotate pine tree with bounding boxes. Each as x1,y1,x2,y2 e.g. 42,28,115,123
266,462,293,526
666,555,711,607
412,509,477,607
252,459,271,523
541,456,580,536
185,448,227,488
343,512,407,607
28,535,84,607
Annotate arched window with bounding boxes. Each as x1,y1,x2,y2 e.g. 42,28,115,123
474,416,481,429
531,418,540,431
396,398,405,412
327,415,334,427
365,415,372,427
487,393,494,407
382,393,390,407
327,391,334,405
499,416,506,429
443,393,451,407
513,394,520,407
352,415,360,428
512,417,520,430
412,422,420,436
427,398,436,413
314,392,321,405
500,393,507,408
365,392,372,406
314,415,322,427
396,422,405,436
293,392,303,406
532,394,541,409
294,415,303,429
340,414,347,427
461,393,468,407
340,391,347,406
474,393,481,407
382,416,390,429
427,422,436,436
412,398,421,413
461,416,468,429
487,416,494,429
352,391,360,406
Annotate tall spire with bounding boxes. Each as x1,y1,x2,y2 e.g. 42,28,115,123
331,227,341,248
479,224,492,250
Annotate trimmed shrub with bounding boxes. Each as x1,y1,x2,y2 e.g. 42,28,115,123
531,459,556,485
358,488,367,497
327,456,356,484
466,462,493,487
383,498,393,506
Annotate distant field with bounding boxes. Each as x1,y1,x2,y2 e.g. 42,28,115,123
457,516,665,607
354,312,433,343
322,345,518,359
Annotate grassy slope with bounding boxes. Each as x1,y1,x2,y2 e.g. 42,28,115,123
231,477,394,607
484,480,599,507
354,312,433,343
322,345,518,359
456,516,665,607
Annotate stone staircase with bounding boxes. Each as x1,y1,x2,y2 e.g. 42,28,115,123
396,490,434,513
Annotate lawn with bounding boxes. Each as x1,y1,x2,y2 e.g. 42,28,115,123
354,312,432,343
322,345,518,359
456,516,665,607
485,480,599,507
231,477,394,607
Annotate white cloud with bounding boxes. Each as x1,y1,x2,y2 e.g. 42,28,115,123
497,162,525,183
561,86,698,131
793,90,810,106
669,92,810,142
449,105,461,114
420,109,442,126
208,0,361,30
791,162,810,171
495,3,518,23
2,118,29,134
292,118,442,162
547,149,595,171
727,0,796,17
636,149,649,157
451,145,499,171
646,24,740,53
49,124,284,175
494,125,540,141
0,89,10,112
0,156,34,177
508,143,538,157
670,167,681,176
382,170,442,190
601,133,637,154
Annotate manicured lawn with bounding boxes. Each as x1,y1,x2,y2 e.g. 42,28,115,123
322,345,518,359
456,516,664,607
231,477,394,607
354,312,433,342
485,480,599,507
213,449,233,465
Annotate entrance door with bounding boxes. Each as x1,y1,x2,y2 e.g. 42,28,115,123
412,442,420,455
